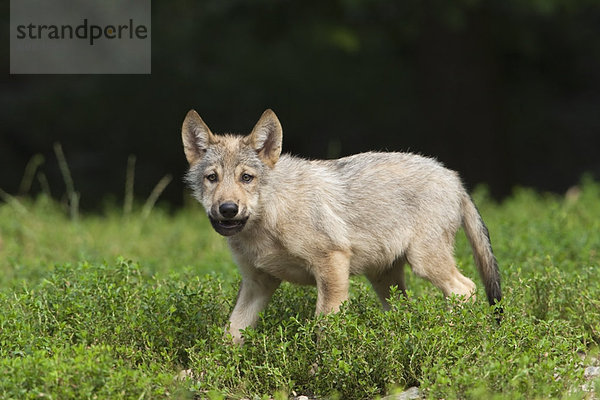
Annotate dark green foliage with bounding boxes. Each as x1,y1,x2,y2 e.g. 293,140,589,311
1,181,599,398
0,260,234,399
1,344,174,400
187,283,588,399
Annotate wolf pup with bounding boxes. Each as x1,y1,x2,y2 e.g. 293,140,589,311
182,109,501,344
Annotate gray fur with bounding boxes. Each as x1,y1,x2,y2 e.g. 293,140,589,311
181,109,502,344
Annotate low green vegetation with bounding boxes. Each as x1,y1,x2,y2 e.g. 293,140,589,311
0,181,599,399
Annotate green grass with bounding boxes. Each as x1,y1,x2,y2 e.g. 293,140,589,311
1,181,599,399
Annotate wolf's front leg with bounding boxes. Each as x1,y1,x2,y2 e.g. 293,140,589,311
228,270,280,345
314,250,351,315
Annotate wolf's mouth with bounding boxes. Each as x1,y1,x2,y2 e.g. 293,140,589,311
209,217,248,236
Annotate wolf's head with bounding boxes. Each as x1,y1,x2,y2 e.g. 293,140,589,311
181,109,282,236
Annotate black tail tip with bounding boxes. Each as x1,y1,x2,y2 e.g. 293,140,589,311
488,297,503,324
486,283,502,321
493,305,503,324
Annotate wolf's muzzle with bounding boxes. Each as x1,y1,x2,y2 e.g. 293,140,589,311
209,217,248,236
210,202,248,236
219,202,239,219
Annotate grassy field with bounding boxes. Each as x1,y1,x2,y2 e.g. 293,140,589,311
0,181,599,399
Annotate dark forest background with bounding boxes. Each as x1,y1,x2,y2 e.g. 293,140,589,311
2,0,600,209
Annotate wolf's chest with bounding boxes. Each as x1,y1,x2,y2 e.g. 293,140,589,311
229,235,317,285
257,252,316,285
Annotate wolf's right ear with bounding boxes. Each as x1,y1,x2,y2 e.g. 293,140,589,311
182,110,215,165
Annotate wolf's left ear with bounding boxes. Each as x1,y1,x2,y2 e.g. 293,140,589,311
182,110,215,165
248,109,282,168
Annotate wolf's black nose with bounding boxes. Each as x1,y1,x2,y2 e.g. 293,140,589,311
219,202,239,218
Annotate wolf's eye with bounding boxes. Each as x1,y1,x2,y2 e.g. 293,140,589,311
241,173,254,183
206,173,218,182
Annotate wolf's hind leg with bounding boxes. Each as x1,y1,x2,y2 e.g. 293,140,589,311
408,240,476,300
366,257,407,310
313,250,351,315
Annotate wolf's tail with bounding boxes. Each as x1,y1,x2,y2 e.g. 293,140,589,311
461,193,502,308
